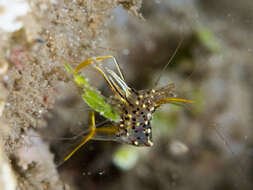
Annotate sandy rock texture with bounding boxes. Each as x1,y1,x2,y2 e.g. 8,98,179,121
0,0,253,190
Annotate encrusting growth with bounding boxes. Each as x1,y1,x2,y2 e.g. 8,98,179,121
62,56,193,163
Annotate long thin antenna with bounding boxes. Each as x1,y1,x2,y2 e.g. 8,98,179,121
212,123,248,186
154,35,184,87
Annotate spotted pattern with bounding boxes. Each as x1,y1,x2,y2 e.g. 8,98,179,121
113,84,175,147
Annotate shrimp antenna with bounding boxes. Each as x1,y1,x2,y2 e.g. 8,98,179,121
154,34,184,87
212,124,247,182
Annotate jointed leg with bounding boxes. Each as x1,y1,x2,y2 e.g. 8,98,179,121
94,66,129,104
95,124,119,134
63,112,96,162
74,56,128,101
74,55,125,81
61,112,120,165
93,66,119,96
96,55,125,80
106,69,131,98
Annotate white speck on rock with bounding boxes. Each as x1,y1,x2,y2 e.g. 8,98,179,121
0,0,30,32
